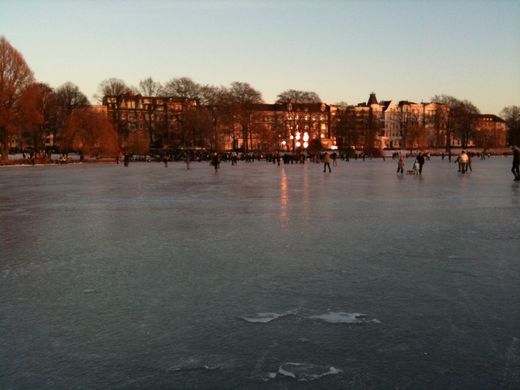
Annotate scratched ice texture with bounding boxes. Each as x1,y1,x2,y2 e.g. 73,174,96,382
1,157,519,389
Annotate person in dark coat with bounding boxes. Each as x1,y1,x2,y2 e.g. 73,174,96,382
512,146,520,181
211,153,220,172
416,152,425,174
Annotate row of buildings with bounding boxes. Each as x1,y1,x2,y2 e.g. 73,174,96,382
102,93,507,153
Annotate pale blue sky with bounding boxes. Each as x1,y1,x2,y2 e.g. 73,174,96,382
1,0,519,114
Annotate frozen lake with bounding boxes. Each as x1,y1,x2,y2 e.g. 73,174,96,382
1,157,519,389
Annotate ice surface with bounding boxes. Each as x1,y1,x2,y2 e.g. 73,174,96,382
1,158,519,389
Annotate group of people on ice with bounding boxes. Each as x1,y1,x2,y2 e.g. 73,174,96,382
396,152,425,175
120,146,520,182
455,151,472,174
395,150,477,176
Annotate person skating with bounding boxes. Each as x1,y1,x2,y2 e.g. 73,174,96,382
458,150,469,174
416,152,425,174
231,152,238,166
397,154,405,174
211,153,220,172
512,145,520,181
323,152,332,173
412,159,420,175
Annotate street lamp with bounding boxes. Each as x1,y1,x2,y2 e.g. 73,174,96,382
302,131,309,150
294,132,302,151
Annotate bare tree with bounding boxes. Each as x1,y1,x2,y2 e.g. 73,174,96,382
403,123,427,153
62,108,118,157
275,89,321,104
266,110,286,152
0,36,35,162
56,82,90,109
54,82,90,150
500,105,520,146
432,95,480,154
18,83,57,153
429,105,449,148
200,85,233,151
163,77,201,99
126,130,150,155
283,104,314,153
136,77,163,97
228,81,263,152
400,110,427,154
95,78,131,102
229,82,263,105
160,77,203,148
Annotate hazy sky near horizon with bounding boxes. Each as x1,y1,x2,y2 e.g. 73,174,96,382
1,0,519,114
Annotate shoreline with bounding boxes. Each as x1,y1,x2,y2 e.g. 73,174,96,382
1,154,513,168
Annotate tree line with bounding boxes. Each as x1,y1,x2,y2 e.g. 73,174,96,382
98,78,328,153
1,36,519,163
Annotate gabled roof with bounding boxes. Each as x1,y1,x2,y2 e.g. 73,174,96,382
398,100,417,106
380,100,392,110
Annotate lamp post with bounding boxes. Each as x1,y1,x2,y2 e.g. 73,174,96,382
303,131,309,150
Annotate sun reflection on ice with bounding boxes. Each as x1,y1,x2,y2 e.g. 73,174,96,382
280,168,288,229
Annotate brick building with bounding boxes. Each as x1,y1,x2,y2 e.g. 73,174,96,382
102,92,508,153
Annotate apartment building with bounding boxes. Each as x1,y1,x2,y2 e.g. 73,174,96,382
355,94,450,151
102,92,507,153
103,93,198,148
471,114,507,149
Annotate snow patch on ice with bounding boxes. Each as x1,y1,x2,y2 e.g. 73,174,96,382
166,356,223,373
307,312,380,324
240,310,379,324
240,310,297,323
276,362,342,381
168,364,221,373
